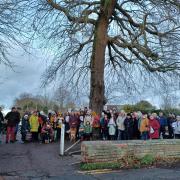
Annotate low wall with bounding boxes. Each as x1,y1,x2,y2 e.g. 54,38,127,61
81,140,180,163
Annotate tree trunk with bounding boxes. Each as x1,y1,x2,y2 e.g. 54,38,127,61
89,0,116,115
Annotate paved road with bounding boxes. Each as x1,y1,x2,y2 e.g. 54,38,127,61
0,136,180,179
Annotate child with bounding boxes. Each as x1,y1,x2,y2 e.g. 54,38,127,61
41,122,54,143
79,122,85,141
21,114,30,143
84,121,92,141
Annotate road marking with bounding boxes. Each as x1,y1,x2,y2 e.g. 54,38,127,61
77,169,122,175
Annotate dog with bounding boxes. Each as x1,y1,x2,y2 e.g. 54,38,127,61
70,128,77,143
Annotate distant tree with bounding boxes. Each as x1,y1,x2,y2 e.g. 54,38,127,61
160,85,179,110
123,100,156,113
53,86,77,111
123,104,135,113
135,100,156,112
14,93,60,113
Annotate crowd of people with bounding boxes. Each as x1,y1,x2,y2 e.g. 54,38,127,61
0,106,180,144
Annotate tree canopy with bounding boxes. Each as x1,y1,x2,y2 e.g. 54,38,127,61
0,1,24,67
123,100,156,113
2,0,180,114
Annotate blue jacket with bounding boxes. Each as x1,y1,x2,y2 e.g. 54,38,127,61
158,116,167,126
21,118,30,134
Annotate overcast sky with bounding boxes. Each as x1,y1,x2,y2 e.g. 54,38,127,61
0,47,164,110
0,46,179,110
0,48,48,109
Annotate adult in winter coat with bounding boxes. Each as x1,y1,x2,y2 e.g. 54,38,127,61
158,112,167,138
0,107,4,143
29,111,39,142
132,112,141,139
5,107,20,143
167,113,176,139
84,111,93,125
108,115,116,140
100,113,109,140
139,114,149,140
124,113,134,140
64,112,70,140
92,115,100,140
0,107,4,134
14,108,21,141
149,114,160,139
116,111,126,140
172,116,180,139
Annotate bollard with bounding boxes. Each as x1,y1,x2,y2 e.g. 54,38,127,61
60,124,65,156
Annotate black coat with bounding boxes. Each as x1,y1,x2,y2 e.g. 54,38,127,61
0,111,4,123
124,117,134,140
5,111,20,127
21,118,30,134
124,118,134,133
0,111,4,128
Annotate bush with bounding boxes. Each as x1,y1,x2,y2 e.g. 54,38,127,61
80,162,121,171
80,154,180,171
140,154,155,165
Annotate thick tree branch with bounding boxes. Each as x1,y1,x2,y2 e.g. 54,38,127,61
47,0,96,25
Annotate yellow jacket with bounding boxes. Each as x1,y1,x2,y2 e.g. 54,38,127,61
29,114,39,132
140,118,149,133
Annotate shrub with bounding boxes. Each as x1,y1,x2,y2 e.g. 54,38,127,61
140,154,155,165
80,162,121,171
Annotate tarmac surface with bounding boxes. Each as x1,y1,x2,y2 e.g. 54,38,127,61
0,133,180,180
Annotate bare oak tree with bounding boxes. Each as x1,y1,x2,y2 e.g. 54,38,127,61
12,0,180,114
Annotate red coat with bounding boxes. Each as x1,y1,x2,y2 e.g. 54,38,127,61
69,115,79,128
149,119,160,139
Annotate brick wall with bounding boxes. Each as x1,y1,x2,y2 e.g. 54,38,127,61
81,140,180,163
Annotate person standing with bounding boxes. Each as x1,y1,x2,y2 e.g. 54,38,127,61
100,113,109,140
29,111,39,142
92,115,100,140
149,114,160,139
139,114,149,140
64,112,70,140
84,110,93,125
5,107,18,143
14,107,21,141
84,121,92,141
158,112,167,139
124,113,134,140
0,107,4,143
167,113,176,139
172,116,180,139
108,114,117,140
116,111,126,140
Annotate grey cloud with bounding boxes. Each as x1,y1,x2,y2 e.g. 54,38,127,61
0,48,47,108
